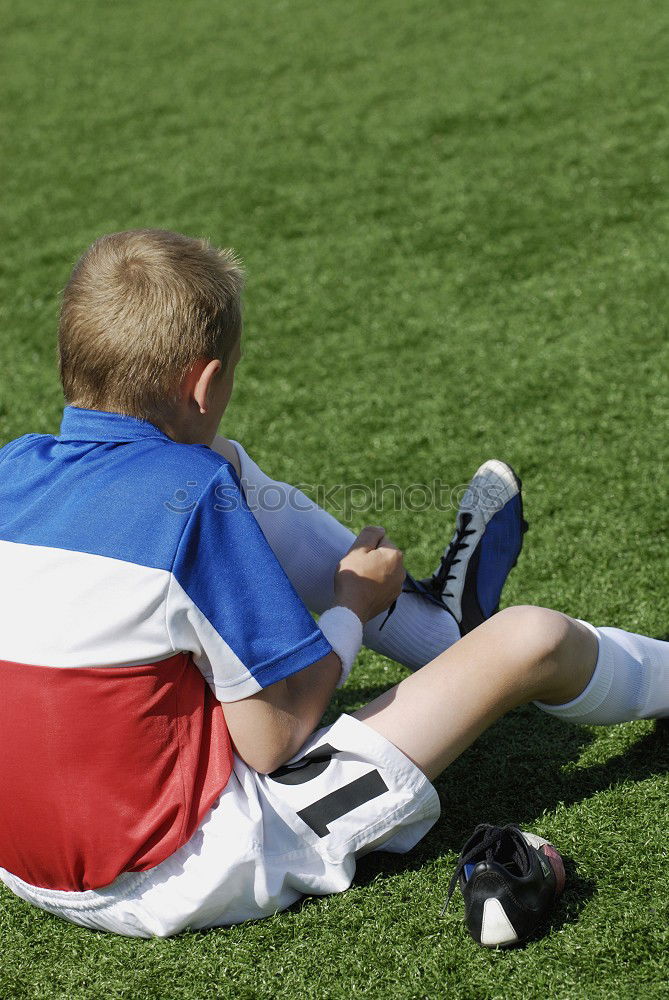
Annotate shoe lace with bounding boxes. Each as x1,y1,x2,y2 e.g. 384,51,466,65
440,824,531,916
378,514,477,631
430,513,476,600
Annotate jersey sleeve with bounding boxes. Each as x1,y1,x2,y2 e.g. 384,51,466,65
166,461,333,702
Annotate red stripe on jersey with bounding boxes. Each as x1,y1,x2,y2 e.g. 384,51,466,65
0,653,232,891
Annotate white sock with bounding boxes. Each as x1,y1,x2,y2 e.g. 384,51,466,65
535,621,669,724
228,441,461,671
363,592,461,671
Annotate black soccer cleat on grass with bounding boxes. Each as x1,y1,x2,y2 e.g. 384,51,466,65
443,824,566,948
403,459,528,636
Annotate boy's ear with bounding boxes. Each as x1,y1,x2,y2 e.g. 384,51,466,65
181,359,222,414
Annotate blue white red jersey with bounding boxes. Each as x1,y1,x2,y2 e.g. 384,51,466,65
0,406,332,892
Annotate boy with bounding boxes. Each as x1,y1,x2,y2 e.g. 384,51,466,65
0,229,666,941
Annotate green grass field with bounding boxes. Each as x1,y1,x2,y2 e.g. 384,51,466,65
1,0,669,996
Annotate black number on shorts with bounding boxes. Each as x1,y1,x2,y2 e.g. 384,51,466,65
269,744,389,838
269,744,340,785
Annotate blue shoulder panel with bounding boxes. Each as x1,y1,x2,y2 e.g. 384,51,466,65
0,433,229,571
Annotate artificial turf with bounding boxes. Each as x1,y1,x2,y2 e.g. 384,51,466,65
1,0,668,996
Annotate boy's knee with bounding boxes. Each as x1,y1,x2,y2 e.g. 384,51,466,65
495,605,574,666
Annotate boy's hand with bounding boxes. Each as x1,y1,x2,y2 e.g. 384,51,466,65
333,525,405,624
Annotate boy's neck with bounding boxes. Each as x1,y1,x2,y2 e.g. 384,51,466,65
156,417,216,447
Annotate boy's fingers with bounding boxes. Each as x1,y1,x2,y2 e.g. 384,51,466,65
378,537,400,552
350,525,386,551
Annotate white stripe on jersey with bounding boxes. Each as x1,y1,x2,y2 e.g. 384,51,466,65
0,539,258,699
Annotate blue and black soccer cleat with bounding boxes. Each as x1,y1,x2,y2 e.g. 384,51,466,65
443,823,566,948
404,460,528,636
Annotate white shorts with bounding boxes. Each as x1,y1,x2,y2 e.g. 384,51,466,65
0,715,440,937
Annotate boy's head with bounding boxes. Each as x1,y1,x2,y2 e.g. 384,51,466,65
58,229,245,435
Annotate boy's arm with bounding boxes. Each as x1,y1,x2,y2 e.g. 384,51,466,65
223,526,404,774
222,651,342,774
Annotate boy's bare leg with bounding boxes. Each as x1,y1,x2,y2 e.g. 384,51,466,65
354,606,599,780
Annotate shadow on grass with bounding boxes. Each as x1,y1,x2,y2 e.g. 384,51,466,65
335,683,669,849
538,855,597,942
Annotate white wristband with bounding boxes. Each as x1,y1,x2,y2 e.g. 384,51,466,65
318,606,364,688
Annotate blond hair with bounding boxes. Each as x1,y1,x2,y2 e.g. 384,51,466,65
58,229,244,423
